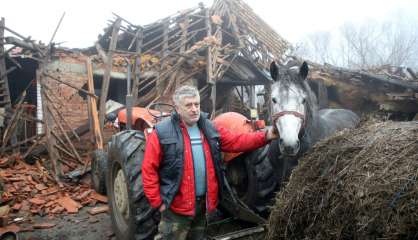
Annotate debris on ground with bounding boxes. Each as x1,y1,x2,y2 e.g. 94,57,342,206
0,155,108,235
88,206,109,216
267,119,418,240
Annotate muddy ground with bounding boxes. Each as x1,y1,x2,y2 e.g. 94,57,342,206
15,204,114,240
14,204,264,240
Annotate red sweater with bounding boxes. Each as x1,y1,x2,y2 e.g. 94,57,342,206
142,123,268,216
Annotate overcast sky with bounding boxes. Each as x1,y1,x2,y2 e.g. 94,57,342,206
1,0,417,48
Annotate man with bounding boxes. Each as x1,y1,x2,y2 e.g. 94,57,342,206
142,85,278,240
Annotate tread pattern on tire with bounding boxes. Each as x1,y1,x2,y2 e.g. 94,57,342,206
91,149,108,194
108,130,159,240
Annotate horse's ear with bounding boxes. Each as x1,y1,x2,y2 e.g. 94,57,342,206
299,61,309,80
270,61,279,81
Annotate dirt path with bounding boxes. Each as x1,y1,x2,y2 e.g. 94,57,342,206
14,207,265,240
16,204,114,240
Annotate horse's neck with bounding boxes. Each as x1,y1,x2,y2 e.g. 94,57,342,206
301,82,323,146
301,110,323,150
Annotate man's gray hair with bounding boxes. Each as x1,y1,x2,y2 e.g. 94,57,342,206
173,85,200,106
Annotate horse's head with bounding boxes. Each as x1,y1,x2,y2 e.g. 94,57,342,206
270,61,310,156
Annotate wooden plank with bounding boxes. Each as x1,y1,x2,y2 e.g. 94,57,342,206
5,36,39,52
0,18,11,108
205,9,214,85
43,72,98,99
0,66,17,80
99,18,121,131
0,91,26,150
21,138,42,159
142,19,203,55
46,103,83,165
2,134,43,152
386,92,417,101
51,130,75,158
180,17,189,53
5,54,22,69
131,28,143,102
86,58,103,150
95,42,108,63
25,122,90,160
3,25,44,52
38,68,63,181
43,88,80,141
0,87,30,154
380,101,418,113
205,8,217,117
156,21,169,96
161,17,190,96
44,94,83,165
47,12,65,46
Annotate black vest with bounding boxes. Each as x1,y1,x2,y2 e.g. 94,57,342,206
155,112,224,207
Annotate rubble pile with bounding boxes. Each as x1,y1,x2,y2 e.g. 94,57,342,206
0,155,108,232
267,119,418,240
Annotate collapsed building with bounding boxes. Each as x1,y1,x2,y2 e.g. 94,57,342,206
0,0,417,181
0,0,291,181
306,60,418,119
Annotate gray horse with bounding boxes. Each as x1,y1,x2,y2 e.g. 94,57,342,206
227,61,359,214
267,61,359,188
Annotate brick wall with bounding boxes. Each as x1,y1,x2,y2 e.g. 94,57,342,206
44,52,89,130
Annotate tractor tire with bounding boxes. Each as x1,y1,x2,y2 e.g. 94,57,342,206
226,144,279,215
107,130,159,240
91,149,108,194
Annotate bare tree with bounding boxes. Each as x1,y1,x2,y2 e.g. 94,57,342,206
294,31,335,65
379,12,418,68
338,20,384,68
295,9,418,70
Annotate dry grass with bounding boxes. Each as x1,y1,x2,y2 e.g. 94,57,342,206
267,119,418,240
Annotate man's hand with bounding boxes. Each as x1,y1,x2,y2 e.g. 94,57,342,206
265,126,279,141
159,204,166,212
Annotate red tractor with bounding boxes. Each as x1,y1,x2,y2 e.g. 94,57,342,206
91,103,279,240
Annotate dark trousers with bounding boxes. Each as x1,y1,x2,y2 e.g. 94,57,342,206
154,197,207,240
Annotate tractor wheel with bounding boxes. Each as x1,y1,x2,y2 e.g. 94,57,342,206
107,130,159,240
91,149,108,194
226,145,279,215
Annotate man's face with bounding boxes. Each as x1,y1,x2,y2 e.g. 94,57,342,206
175,95,200,127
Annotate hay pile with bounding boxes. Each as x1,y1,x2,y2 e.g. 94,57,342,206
267,120,418,240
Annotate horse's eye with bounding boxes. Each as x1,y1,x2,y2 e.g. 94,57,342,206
302,98,306,104
272,98,277,104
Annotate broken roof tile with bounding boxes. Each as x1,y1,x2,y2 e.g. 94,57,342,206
90,192,108,203
28,198,46,205
87,205,109,215
57,196,81,214
33,222,56,229
35,184,48,191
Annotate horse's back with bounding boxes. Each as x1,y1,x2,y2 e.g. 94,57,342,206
317,108,359,139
